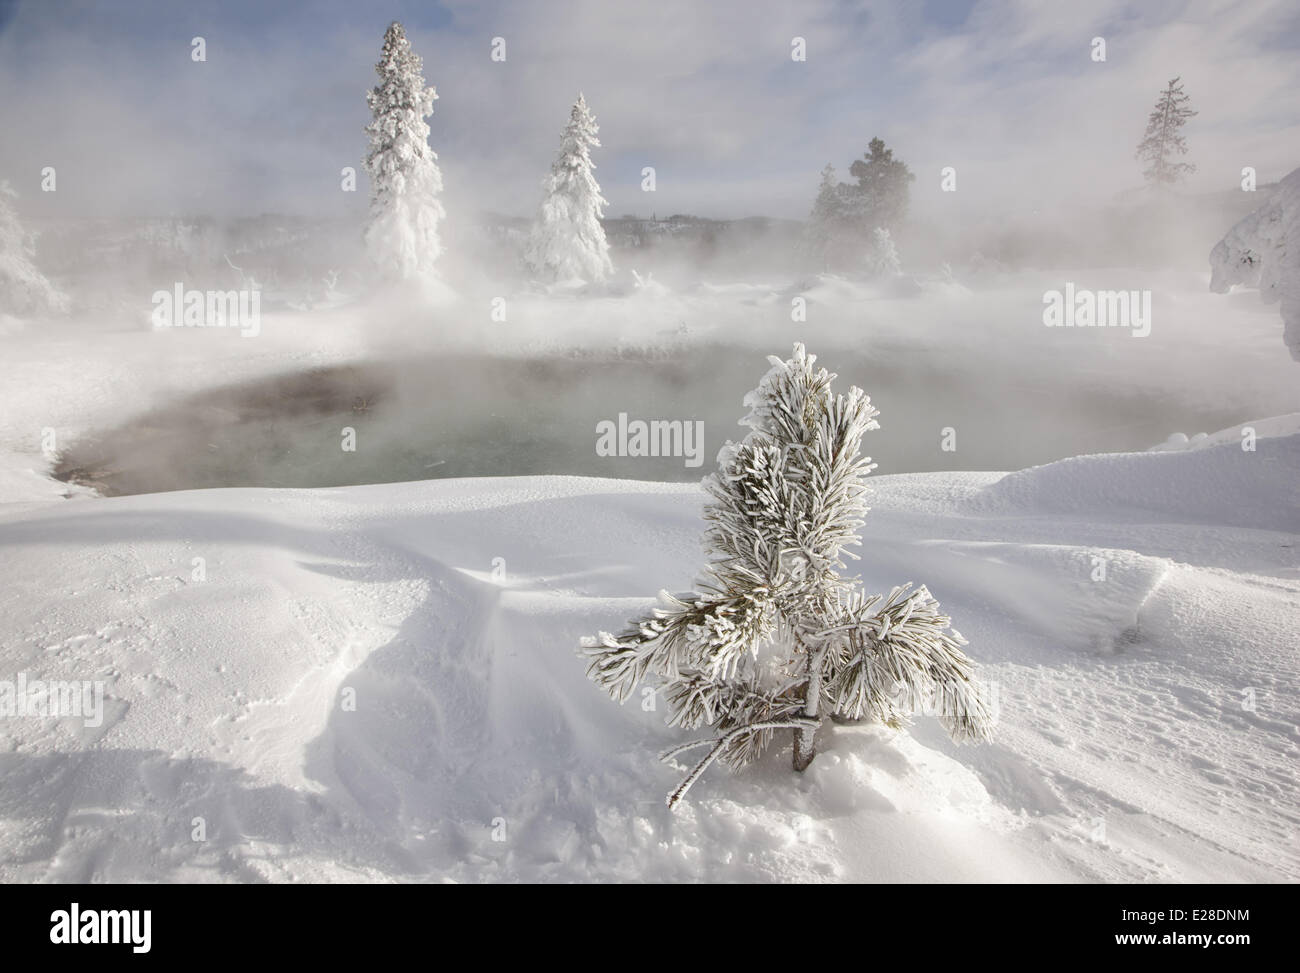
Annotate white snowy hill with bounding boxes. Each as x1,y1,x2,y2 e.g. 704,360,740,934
1,421,1295,882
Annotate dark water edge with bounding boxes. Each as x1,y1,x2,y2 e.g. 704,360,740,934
54,345,1252,497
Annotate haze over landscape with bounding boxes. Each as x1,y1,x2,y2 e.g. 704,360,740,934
0,0,1296,891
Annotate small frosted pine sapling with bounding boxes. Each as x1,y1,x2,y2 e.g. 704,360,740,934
581,344,993,809
865,226,901,278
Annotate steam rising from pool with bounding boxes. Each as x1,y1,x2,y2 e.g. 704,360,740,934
55,346,1249,496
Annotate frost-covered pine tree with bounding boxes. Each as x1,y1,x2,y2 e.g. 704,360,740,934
363,22,445,280
582,345,993,808
847,137,914,234
865,226,901,278
1210,165,1300,361
525,94,613,283
0,182,67,316
1136,77,1197,186
803,164,848,270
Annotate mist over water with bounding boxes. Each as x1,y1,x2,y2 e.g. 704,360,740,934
55,342,1256,496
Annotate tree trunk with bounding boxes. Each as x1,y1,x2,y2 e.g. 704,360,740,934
792,643,826,772
793,723,817,771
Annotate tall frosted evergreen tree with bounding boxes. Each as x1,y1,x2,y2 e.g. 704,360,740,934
1136,77,1197,186
525,94,613,283
803,163,851,270
364,22,445,280
582,345,993,808
847,137,914,234
807,140,912,268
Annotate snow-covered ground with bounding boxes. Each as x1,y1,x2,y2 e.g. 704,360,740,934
1,428,1296,880
0,270,1296,883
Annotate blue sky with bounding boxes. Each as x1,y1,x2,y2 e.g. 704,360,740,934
1,0,1296,221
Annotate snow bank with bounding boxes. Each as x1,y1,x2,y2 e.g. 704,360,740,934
1149,412,1300,452
969,426,1300,533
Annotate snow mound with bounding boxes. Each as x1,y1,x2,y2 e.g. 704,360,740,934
1149,413,1300,452
1210,166,1300,360
969,426,1300,533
